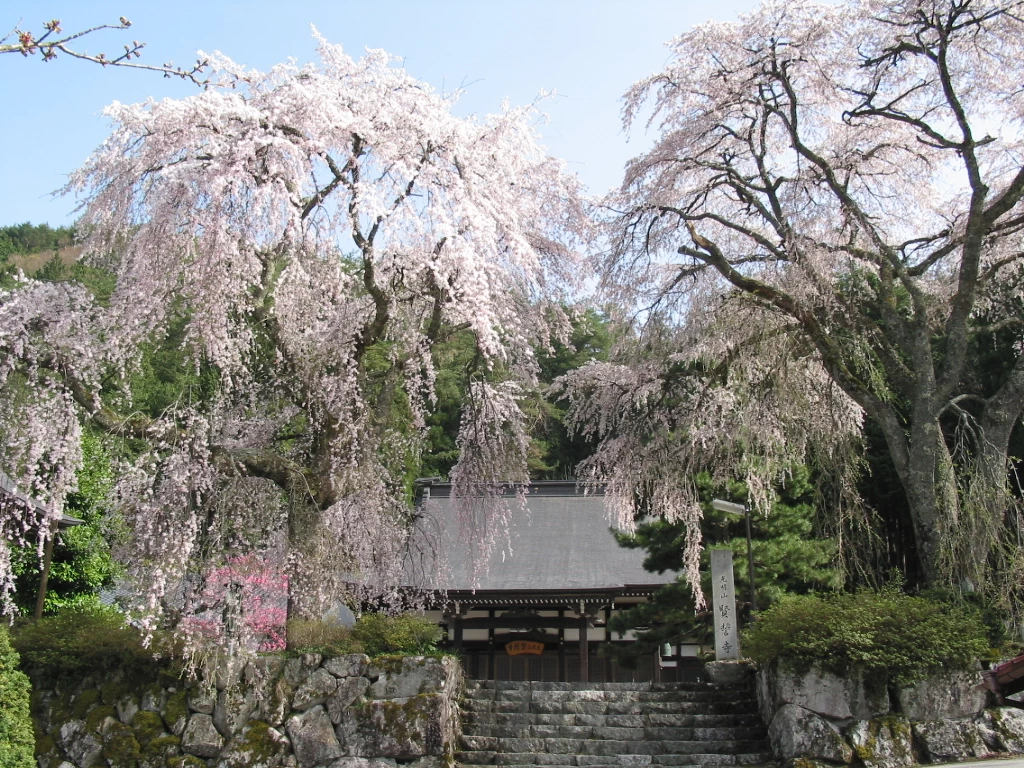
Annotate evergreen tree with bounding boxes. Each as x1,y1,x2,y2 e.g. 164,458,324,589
607,467,840,667
0,626,33,768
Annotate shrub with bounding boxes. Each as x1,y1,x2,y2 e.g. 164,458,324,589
286,619,363,656
350,613,441,657
742,589,990,686
0,625,34,768
10,605,181,683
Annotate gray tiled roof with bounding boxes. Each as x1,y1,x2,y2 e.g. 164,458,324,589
0,469,85,528
408,485,673,592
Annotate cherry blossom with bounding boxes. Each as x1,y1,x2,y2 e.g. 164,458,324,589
569,0,1024,601
0,36,585,630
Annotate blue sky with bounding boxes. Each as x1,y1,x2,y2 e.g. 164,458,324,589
1,1,760,227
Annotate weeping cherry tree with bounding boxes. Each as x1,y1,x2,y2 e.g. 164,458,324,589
561,0,1024,605
0,36,585,636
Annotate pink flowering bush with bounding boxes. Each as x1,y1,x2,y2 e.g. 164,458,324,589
180,556,288,652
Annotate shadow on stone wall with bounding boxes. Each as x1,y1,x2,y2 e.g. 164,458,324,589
757,659,1024,768
31,653,463,768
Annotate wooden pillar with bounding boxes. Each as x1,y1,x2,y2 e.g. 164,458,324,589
487,608,495,680
604,606,612,683
558,608,566,682
578,609,589,684
452,601,464,652
34,518,59,620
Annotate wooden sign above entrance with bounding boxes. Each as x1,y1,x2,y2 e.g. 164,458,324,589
506,640,544,656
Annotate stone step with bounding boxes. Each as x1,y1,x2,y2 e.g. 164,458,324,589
464,700,760,717
466,691,755,705
457,680,770,768
462,712,764,731
650,754,774,766
459,756,771,767
659,741,770,756
459,737,769,757
463,724,767,741
468,684,749,696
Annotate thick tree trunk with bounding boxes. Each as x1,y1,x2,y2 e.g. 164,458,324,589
899,419,958,587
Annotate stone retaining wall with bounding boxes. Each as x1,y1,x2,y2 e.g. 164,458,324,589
30,653,462,768
756,659,1024,767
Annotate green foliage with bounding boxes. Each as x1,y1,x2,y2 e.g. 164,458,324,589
127,314,220,421
0,626,34,768
606,467,840,667
350,613,442,657
0,222,74,258
11,431,122,615
419,309,611,480
35,256,117,305
286,619,364,656
742,588,990,686
10,606,181,683
286,613,442,657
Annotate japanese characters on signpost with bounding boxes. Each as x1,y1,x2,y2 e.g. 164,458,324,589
710,548,740,661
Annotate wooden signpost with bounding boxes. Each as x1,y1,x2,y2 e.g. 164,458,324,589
710,549,740,660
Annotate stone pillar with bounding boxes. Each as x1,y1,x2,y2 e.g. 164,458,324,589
710,549,740,660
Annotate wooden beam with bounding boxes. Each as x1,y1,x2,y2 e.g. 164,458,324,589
457,615,597,630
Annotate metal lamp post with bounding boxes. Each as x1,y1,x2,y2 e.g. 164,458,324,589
711,498,757,612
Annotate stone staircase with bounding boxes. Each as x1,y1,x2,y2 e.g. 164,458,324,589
457,680,773,768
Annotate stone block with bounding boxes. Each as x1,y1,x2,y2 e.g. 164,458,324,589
847,718,914,768
705,660,756,685
768,704,853,763
912,719,991,762
323,655,370,679
58,719,104,768
116,695,140,725
759,661,888,724
213,687,256,738
182,713,225,758
254,675,294,727
327,677,371,724
898,668,987,721
336,695,450,759
328,760,397,768
979,707,1024,754
214,656,247,691
368,657,451,698
286,705,343,768
216,719,291,768
283,655,322,688
293,668,340,711
188,688,216,716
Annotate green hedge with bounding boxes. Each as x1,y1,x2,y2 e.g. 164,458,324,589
10,605,180,683
0,625,34,768
287,612,442,658
742,589,990,686
351,613,441,656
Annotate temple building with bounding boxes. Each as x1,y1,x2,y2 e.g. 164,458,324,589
409,480,705,683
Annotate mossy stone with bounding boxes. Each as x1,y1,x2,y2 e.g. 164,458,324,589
86,704,118,733
164,690,188,733
35,733,56,758
216,719,289,768
140,734,182,768
30,688,50,715
102,679,127,705
132,710,167,746
103,721,142,768
72,687,102,719
167,755,206,768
